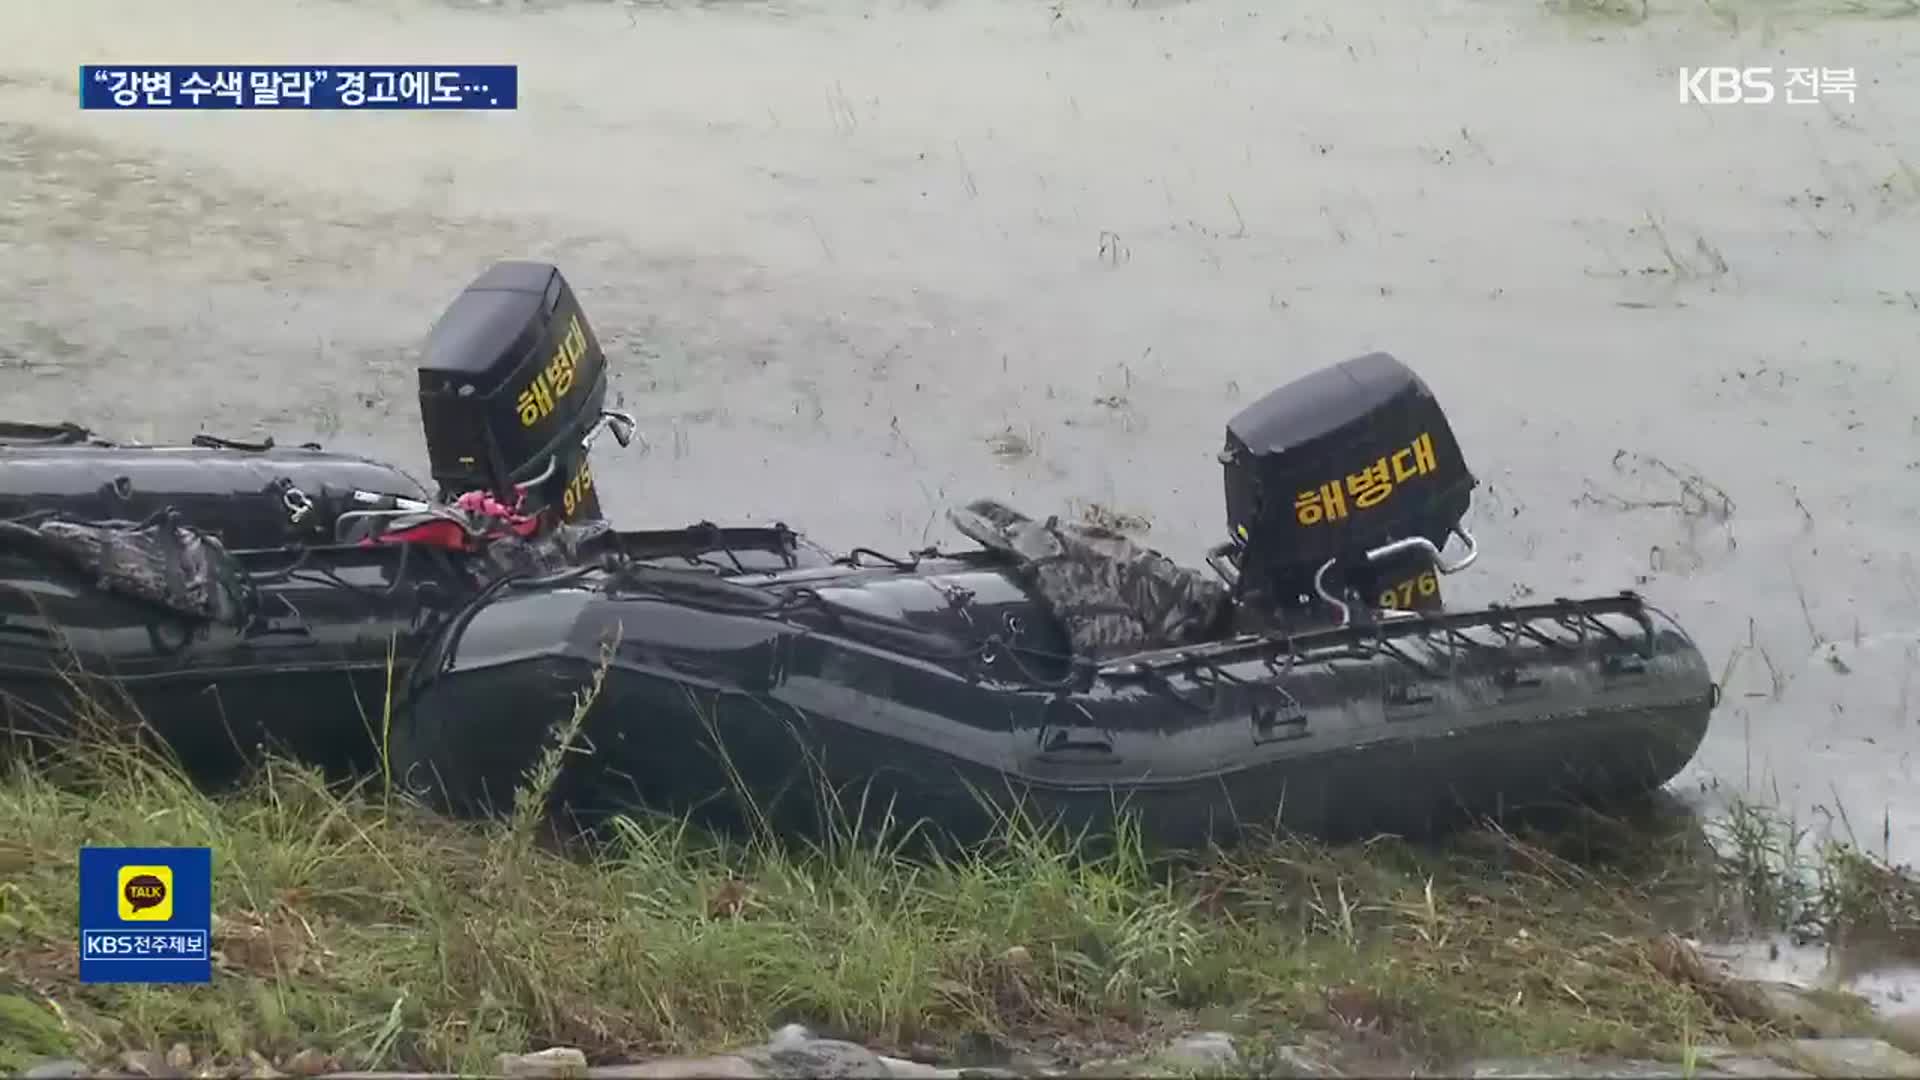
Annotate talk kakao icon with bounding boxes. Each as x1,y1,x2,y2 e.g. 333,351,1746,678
118,865,173,921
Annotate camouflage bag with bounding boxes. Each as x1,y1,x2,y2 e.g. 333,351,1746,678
480,519,613,578
947,498,1231,660
0,513,252,624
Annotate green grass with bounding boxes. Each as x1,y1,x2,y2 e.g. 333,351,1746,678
2,659,1918,1075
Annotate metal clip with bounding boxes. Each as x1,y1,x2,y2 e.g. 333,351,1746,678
283,486,314,524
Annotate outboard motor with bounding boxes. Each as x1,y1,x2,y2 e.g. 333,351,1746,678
0,262,637,552
416,261,635,530
1215,352,1479,623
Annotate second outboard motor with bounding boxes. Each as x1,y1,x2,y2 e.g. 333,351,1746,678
1216,352,1479,621
416,261,633,529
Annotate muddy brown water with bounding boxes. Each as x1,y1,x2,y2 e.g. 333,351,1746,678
2,0,1916,881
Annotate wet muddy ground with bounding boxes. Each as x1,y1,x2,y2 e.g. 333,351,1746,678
2,0,1916,888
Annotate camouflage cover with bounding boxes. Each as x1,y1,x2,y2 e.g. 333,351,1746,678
480,519,613,578
0,514,252,623
0,502,615,633
948,499,1230,660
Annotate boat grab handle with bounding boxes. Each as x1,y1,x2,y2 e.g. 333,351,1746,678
1208,488,1481,598
507,409,644,494
1205,542,1241,588
1039,725,1117,755
1315,523,1480,629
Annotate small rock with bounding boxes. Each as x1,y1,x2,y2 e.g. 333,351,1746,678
281,1049,337,1077
119,1050,173,1077
1883,1012,1920,1056
167,1045,195,1073
1731,980,1860,1036
245,1050,287,1079
501,1048,590,1079
1266,1045,1331,1077
21,1061,93,1080
875,1055,959,1080
1159,1032,1239,1073
1005,1051,1065,1074
751,1028,890,1079
1463,1058,1696,1078
769,1042,891,1079
1783,1038,1920,1078
587,1057,766,1079
769,1026,815,1050
303,1074,448,1079
1692,1052,1811,1078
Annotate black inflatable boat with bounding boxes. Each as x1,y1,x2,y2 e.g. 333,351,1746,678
0,259,1717,846
0,262,828,784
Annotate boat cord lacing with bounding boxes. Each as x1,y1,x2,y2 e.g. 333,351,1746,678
420,554,1679,704
251,514,842,680
701,533,750,574
413,561,607,690
244,539,431,601
0,507,73,529
641,536,1131,690
676,526,955,576
832,547,923,571
671,521,801,574
835,545,970,570
0,505,188,540
191,432,323,453
417,552,1095,691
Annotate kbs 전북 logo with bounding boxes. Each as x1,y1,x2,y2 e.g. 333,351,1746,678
1677,66,1857,106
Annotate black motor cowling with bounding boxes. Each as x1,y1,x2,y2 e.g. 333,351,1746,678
1221,352,1477,612
417,261,610,524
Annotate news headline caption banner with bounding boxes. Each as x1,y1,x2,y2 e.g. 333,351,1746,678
80,66,517,110
79,846,213,984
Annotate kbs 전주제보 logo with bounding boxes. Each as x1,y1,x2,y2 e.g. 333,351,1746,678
80,846,213,984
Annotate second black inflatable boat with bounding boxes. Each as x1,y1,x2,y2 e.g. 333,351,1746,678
0,260,1718,846
383,266,1715,846
393,554,1711,848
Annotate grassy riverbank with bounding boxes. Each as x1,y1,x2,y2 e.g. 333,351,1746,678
2,702,1918,1076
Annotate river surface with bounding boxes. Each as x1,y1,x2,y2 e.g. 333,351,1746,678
2,0,1917,869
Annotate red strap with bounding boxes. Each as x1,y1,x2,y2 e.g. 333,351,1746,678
353,498,546,552
454,489,544,538
360,518,475,551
